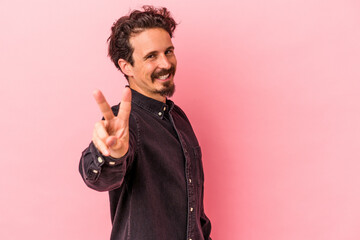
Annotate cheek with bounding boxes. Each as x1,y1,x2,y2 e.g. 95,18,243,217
143,65,156,77
171,56,177,66
134,66,150,78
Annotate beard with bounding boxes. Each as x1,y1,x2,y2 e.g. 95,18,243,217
151,65,176,97
153,81,175,97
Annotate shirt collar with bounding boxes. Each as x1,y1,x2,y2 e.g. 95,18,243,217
130,88,174,119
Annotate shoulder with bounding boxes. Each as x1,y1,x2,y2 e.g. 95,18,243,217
171,103,191,124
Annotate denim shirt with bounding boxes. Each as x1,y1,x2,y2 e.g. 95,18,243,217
79,89,212,240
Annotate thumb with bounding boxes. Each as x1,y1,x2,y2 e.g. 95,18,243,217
106,136,121,149
106,136,129,158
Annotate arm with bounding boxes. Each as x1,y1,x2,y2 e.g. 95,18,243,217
79,122,136,191
78,87,134,191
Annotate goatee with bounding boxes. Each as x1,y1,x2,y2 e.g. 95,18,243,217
154,81,175,97
151,65,176,97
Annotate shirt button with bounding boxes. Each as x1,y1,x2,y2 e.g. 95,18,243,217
158,112,162,116
190,207,194,212
97,156,103,163
163,106,166,111
189,179,192,183
92,169,98,174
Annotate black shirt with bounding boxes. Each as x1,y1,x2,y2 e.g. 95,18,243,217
79,89,212,240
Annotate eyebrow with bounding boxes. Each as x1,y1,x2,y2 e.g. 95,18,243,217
143,46,175,60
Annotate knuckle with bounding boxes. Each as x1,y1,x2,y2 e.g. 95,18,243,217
92,140,99,150
93,136,105,148
94,121,103,128
92,138,99,147
100,148,108,155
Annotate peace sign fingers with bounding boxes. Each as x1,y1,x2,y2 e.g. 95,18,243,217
116,87,132,123
92,88,132,158
93,89,115,121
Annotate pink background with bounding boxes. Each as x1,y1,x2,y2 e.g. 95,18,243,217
1,0,360,239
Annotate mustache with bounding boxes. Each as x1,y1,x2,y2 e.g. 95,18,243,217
151,65,176,81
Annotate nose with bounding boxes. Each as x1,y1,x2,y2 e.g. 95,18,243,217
158,54,171,69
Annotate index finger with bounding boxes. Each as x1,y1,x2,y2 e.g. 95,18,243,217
117,87,132,122
93,89,115,120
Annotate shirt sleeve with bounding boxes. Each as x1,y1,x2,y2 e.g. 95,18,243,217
78,111,137,192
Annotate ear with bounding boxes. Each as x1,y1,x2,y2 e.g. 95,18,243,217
118,59,134,77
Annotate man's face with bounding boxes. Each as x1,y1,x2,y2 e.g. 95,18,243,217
126,28,177,102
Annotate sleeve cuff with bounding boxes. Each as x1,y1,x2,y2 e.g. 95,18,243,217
89,141,129,167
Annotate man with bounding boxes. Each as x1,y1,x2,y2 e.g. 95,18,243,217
79,6,212,240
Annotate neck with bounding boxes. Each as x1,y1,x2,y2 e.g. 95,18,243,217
129,84,166,103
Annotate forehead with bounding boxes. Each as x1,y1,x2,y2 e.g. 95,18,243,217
130,28,173,56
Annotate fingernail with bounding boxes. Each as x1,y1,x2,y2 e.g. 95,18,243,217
108,138,116,147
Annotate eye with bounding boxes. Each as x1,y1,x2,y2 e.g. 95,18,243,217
146,54,155,59
165,49,174,55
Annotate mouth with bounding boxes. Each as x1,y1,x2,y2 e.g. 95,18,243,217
151,65,176,83
155,73,171,82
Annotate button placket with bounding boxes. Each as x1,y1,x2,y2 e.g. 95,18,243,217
187,153,196,239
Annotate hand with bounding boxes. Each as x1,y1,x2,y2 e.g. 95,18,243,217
92,87,132,158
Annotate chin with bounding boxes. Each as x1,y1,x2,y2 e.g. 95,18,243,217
156,83,175,97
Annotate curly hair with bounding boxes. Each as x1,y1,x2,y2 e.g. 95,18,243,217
107,6,177,80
